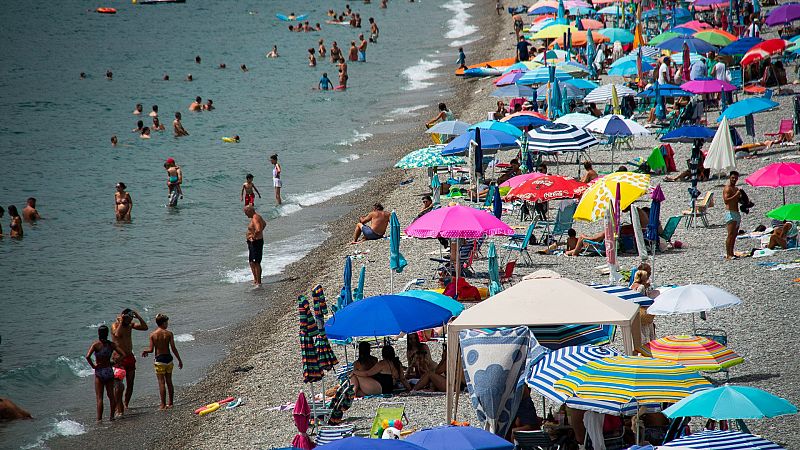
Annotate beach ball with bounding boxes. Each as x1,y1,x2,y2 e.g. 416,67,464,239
382,427,401,439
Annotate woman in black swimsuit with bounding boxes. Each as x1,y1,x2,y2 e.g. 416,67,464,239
85,325,126,421
350,345,411,396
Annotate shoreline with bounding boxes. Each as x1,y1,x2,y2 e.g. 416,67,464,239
52,2,506,448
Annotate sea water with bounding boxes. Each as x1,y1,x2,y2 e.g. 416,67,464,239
0,0,479,446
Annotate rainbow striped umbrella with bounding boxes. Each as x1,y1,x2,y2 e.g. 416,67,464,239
530,324,615,349
298,295,323,383
554,356,712,404
311,285,339,372
648,335,743,371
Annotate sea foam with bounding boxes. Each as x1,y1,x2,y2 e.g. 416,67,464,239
401,59,444,91
442,0,478,40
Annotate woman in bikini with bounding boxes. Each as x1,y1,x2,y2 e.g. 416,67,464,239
350,345,411,396
114,183,133,222
85,325,126,421
7,205,23,238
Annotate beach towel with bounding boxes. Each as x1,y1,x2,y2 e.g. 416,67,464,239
647,147,667,174
662,144,677,172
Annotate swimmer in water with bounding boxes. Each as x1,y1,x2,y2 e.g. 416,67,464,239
319,72,333,90
303,21,312,32
308,48,317,67
219,63,227,69
240,173,261,205
163,74,170,81
149,105,158,117
152,117,165,131
186,74,193,81
348,41,358,61
195,55,201,64
381,0,387,8
133,104,143,115
164,158,183,199
203,99,214,111
318,40,326,57
358,34,368,62
369,18,379,42
338,68,348,90
288,25,295,31
173,112,189,137
330,41,342,62
80,72,86,79
288,12,296,20
267,45,279,58
111,135,118,147
241,64,249,72
106,70,113,80
189,96,203,112
133,120,144,134
114,183,132,221
315,23,322,31
140,127,151,139
338,58,348,76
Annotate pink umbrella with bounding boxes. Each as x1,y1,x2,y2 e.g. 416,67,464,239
500,172,546,189
405,204,514,239
681,20,713,31
682,43,691,83
292,392,315,450
681,79,737,94
580,18,604,30
745,162,800,204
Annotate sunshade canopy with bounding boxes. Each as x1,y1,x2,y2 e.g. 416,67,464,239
664,385,798,420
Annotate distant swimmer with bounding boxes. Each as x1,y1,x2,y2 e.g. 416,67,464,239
319,72,333,90
315,23,322,31
318,40,326,57
203,99,214,111
267,45,279,58
0,206,4,235
241,173,261,206
338,58,348,76
358,34,368,62
330,41,342,62
133,103,143,115
308,48,317,67
288,12,296,19
114,183,133,221
106,70,113,80
8,206,22,238
288,25,295,31
189,96,203,111
133,120,144,134
141,313,183,410
163,74,170,81
348,41,358,61
327,9,336,17
186,74,193,81
195,55,201,64
381,0,387,7
241,64,249,72
223,135,241,143
111,135,118,147
173,112,189,137
80,72,87,79
22,198,41,222
243,205,266,287
303,21,312,32
369,17,379,42
270,154,282,205
355,13,362,28
149,105,159,117
152,117,165,131
219,63,227,69
140,127,151,139
345,4,352,16
338,68,348,90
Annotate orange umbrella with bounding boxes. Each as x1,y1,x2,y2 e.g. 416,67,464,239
550,31,610,48
580,18,604,30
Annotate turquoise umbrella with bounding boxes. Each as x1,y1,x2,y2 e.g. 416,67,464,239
395,146,466,169
353,264,366,301
599,27,635,44
469,120,524,138
587,29,597,80
488,243,502,296
663,385,798,420
431,174,442,205
389,211,407,292
397,290,465,316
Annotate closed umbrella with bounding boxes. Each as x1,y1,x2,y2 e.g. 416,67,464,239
660,430,786,449
311,285,338,372
663,385,798,420
389,211,407,291
549,73,563,119
337,256,353,311
604,198,619,281
654,81,666,120
325,294,453,340
767,203,800,221
745,162,800,204
488,242,502,296
299,295,323,383
647,284,741,316
405,426,514,450
396,290,465,316
645,185,665,283
292,392,314,450
648,335,743,371
431,175,441,205
354,264,366,301
611,83,621,115
574,172,651,222
586,29,597,79
706,116,736,176
492,185,502,219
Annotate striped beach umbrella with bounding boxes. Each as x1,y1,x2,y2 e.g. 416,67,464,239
517,67,573,85
648,335,743,371
661,430,785,449
299,295,323,383
554,355,713,404
589,284,653,305
395,146,465,169
526,122,598,152
530,324,615,349
583,83,637,103
311,285,339,372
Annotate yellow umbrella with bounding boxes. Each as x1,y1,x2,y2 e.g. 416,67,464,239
633,22,645,48
611,84,621,115
530,24,579,41
574,172,650,222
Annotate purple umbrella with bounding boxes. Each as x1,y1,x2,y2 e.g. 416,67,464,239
681,79,737,94
766,3,800,26
646,185,665,284
693,0,728,6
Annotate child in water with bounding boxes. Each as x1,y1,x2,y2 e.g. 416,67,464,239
240,174,262,206
165,162,183,199
319,72,333,90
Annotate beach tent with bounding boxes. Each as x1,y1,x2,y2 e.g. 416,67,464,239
445,269,642,422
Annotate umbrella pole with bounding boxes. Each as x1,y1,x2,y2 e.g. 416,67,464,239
390,269,394,293
783,186,786,205
651,241,657,286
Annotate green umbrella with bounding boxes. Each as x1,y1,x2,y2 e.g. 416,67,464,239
767,203,800,221
488,242,503,296
395,146,465,169
648,31,680,46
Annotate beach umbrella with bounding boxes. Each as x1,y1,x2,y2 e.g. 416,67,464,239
530,24,578,40
583,83,637,103
657,36,717,53
530,324,616,350
469,120,524,138
529,5,558,15
490,84,535,98
556,0,566,22
661,127,717,143
719,36,762,55
647,284,741,316
589,283,653,306
611,54,657,67
316,437,426,450
663,385,798,420
694,29,736,47
431,175,441,205
397,290,465,316
693,0,729,6
645,185,665,281
549,75,563,119
638,83,691,97
574,172,651,222
608,60,655,77
718,97,780,121
586,115,650,136
653,81,667,120
405,204,513,239
660,430,785,449
554,355,713,405
766,3,800,27
741,39,788,66
599,27,634,44
681,79,737,94
500,172,546,189
494,70,525,87
395,146,465,169
579,18,603,29
527,122,599,152
648,31,682,46
491,185,502,219
505,175,587,202
705,116,736,175
502,62,540,74
564,77,598,90
488,242,502,296
299,295,323,383
441,129,518,156
745,162,800,204
517,67,573,85
337,256,353,311
681,20,713,31
597,5,625,15
648,335,743,371
426,120,470,136
532,49,570,63
325,294,452,340
586,29,597,79
549,31,609,48
406,426,513,450
311,285,338,371
767,203,800,221
292,392,314,450
354,264,366,301
501,111,551,128
554,112,596,128
537,82,583,99
556,60,589,75
389,211,407,292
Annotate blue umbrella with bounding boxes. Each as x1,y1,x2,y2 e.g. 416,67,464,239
317,437,427,450
517,67,573,85
637,83,691,97
610,54,657,67
492,185,502,219
502,114,550,129
442,129,518,156
657,37,717,54
469,120,524,138
405,426,514,450
389,211,407,283
325,294,453,340
587,29,597,80
720,36,763,55
661,430,785,450
608,61,655,77
718,97,780,122
537,82,584,100
564,78,599,90
557,0,566,23
396,290,465,316
661,125,716,143
488,242,502,295
337,256,353,311
664,385,798,420
645,185,665,281
354,264,366,301
549,73,563,119
528,5,557,15
490,84,535,98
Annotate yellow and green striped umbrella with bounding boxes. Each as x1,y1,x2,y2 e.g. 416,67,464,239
648,335,744,371
554,355,712,405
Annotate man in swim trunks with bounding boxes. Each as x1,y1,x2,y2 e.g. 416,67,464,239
141,314,183,410
22,197,41,222
173,112,189,137
723,171,741,260
358,34,368,62
111,308,148,413
244,205,266,287
319,72,333,90
189,96,203,112
351,203,390,244
369,17,379,42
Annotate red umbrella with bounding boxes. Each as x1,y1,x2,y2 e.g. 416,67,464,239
682,42,691,83
741,39,787,66
505,175,587,202
292,392,315,450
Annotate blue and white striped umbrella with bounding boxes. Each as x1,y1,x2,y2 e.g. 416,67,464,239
590,284,653,306
527,122,598,152
661,430,785,449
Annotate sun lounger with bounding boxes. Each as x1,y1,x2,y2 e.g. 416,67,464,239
369,402,406,439
583,239,606,257
657,216,682,247
514,430,561,449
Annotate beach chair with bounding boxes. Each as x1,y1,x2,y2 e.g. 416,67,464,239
764,119,794,144
659,216,682,246
513,430,561,449
583,238,606,256
538,202,578,245
430,239,476,279
369,402,406,439
500,260,517,286
503,220,537,265
315,424,355,445
682,191,713,228
694,327,731,381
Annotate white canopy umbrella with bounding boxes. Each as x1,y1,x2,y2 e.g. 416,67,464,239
426,120,470,136
585,114,651,136
555,112,598,129
647,284,742,316
705,116,736,176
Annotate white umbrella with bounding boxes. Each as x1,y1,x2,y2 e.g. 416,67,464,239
426,120,470,136
583,83,637,103
705,116,736,176
585,114,651,136
647,284,742,316
555,112,597,129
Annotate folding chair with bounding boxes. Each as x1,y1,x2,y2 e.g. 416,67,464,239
513,430,561,449
658,216,682,245
430,239,476,279
583,238,606,256
369,402,406,438
764,118,794,145
538,201,578,245
682,191,713,228
694,327,731,381
500,260,517,286
503,220,537,265
315,424,355,445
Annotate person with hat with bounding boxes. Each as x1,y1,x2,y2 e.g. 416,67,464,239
747,16,760,38
164,158,183,200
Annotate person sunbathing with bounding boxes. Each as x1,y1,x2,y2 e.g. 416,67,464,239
541,228,578,254
765,129,794,149
768,222,794,249
350,345,411,396
413,343,460,393
580,162,599,183
405,334,434,379
354,341,378,371
566,231,605,256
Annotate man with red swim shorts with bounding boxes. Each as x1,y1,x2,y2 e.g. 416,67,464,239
112,308,148,413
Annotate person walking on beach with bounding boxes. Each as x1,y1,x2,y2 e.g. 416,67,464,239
723,171,741,260
516,36,531,62
173,112,189,137
112,308,149,413
86,325,126,422
241,174,261,206
270,154,282,205
357,34,368,62
457,47,467,70
141,314,183,410
244,205,266,287
351,203,390,243
22,198,41,222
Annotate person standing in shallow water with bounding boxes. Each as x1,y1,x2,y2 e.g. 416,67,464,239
244,205,266,287
85,325,126,421
8,205,23,238
141,314,183,410
112,308,148,413
270,154,282,205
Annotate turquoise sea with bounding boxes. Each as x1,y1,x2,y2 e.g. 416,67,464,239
0,0,482,446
